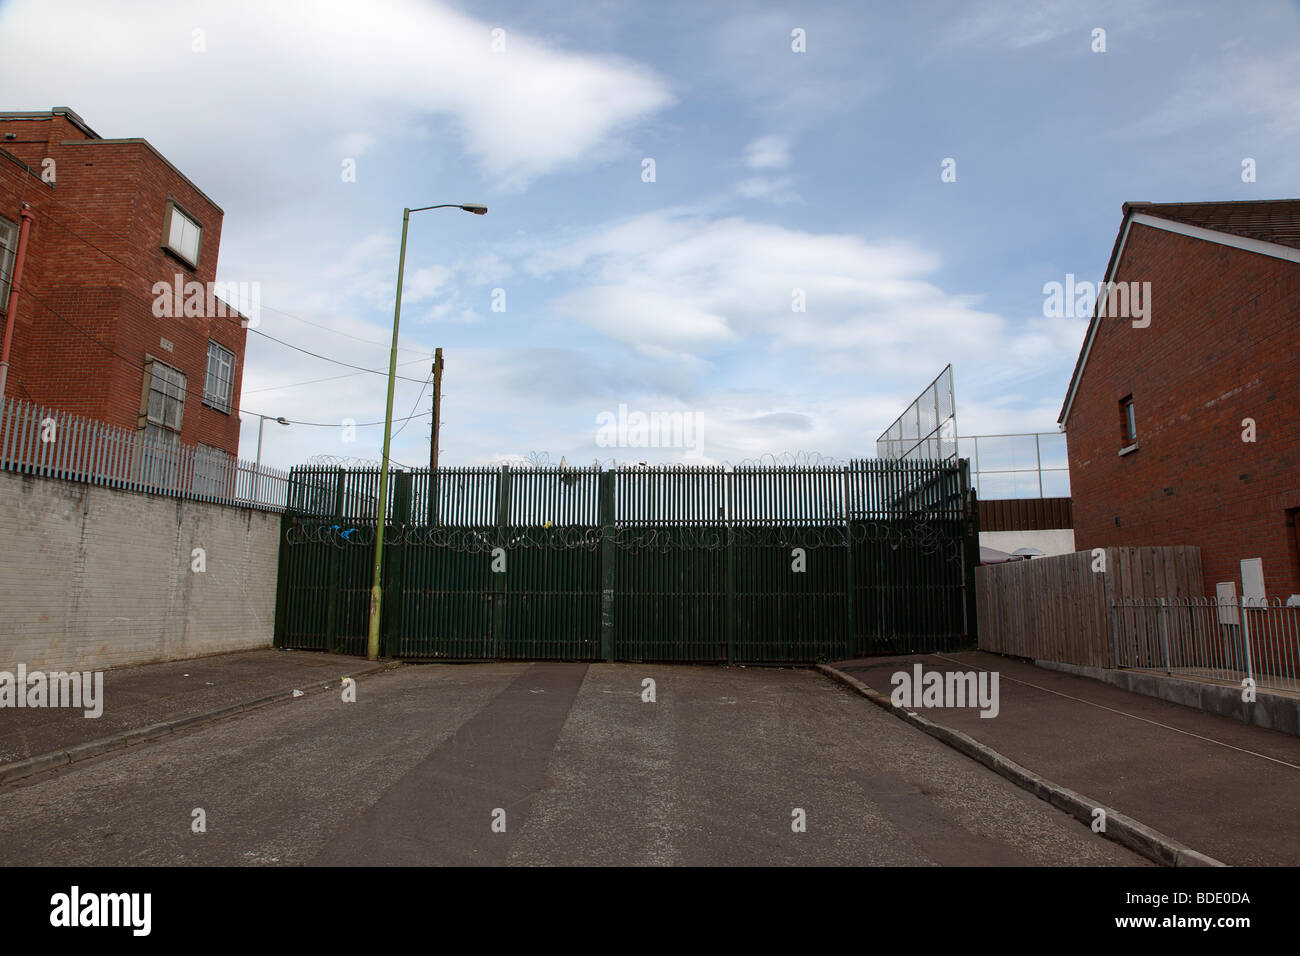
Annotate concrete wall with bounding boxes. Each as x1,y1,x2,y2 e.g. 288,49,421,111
980,529,1076,558
0,469,279,672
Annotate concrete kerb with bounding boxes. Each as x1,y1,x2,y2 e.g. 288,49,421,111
0,661,398,785
1036,659,1300,738
817,663,1225,868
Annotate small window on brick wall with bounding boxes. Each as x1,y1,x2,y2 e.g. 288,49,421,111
162,200,202,267
0,216,17,310
204,340,235,414
142,358,186,443
1119,395,1137,446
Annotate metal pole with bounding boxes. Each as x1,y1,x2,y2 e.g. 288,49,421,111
255,415,265,505
1159,597,1171,675
430,347,443,473
429,347,443,525
1035,433,1043,498
367,208,411,661
1241,595,1255,688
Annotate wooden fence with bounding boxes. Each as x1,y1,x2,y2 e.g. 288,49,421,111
976,546,1204,667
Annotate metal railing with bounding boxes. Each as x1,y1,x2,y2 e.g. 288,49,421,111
0,397,290,512
1111,597,1300,695
876,364,958,463
957,432,1070,499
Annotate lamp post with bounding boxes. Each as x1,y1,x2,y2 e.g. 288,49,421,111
249,412,290,505
367,203,488,661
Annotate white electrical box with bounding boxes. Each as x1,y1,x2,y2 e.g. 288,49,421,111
1216,581,1239,626
1241,558,1266,609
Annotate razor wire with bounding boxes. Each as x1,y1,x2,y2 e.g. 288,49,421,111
284,518,964,558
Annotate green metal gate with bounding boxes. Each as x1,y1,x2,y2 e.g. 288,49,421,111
274,460,978,663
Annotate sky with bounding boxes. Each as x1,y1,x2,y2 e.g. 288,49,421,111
1,0,1298,476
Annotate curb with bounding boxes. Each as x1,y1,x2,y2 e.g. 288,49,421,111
0,662,397,786
817,663,1225,868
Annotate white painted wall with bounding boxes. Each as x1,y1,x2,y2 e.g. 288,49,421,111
980,528,1076,558
0,470,280,672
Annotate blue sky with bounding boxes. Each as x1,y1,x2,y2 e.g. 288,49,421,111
2,0,1298,472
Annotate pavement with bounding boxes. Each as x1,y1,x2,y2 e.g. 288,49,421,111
0,648,380,768
0,661,1145,866
828,651,1300,867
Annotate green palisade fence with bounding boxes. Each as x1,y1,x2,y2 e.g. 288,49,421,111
274,460,975,664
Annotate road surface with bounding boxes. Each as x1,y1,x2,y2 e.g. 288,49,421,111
0,662,1145,866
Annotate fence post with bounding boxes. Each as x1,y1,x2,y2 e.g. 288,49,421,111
725,496,736,665
493,464,511,658
324,469,346,654
1241,596,1255,688
1109,601,1119,670
1159,597,1171,675
272,470,296,649
960,460,980,646
383,471,412,657
842,465,855,661
599,468,615,662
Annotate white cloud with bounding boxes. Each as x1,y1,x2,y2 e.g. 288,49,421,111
528,212,1003,369
735,176,799,204
744,135,790,170
333,132,376,157
0,0,673,189
1138,44,1300,140
403,265,455,306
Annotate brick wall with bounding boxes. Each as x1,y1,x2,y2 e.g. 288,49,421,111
0,111,245,458
0,469,280,673
1065,222,1300,599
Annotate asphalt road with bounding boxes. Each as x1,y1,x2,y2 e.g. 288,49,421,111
0,663,1146,866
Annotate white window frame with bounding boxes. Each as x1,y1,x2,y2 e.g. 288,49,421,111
203,340,235,414
162,200,202,267
0,216,17,311
143,358,186,439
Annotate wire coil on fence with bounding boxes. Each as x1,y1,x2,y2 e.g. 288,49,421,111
284,519,964,558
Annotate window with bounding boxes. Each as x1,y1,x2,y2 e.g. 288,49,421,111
142,359,186,441
1119,396,1137,447
204,341,235,413
162,201,201,267
0,216,17,310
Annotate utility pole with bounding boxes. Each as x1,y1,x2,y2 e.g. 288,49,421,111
428,347,444,526
429,347,444,473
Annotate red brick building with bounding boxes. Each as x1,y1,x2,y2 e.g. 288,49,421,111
1059,199,1300,600
0,107,246,460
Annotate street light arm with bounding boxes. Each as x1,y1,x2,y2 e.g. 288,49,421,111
409,203,489,215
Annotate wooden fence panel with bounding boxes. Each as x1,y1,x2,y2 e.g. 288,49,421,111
976,547,1205,667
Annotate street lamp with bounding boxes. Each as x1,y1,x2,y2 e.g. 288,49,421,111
367,203,488,661
247,412,290,504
